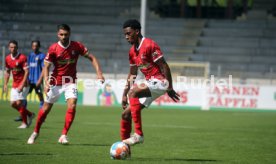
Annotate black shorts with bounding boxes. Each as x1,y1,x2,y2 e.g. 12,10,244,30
29,83,43,94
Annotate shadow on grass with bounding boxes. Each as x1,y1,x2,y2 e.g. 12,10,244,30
0,153,54,156
135,157,219,162
165,158,219,162
0,137,19,140
70,143,110,147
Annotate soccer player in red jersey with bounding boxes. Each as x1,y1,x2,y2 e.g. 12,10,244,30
4,40,35,129
27,24,105,144
120,19,180,145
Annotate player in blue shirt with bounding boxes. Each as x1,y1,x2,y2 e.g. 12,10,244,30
28,40,45,108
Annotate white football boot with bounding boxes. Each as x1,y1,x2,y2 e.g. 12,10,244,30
58,135,69,145
27,132,39,144
17,123,28,129
123,133,144,146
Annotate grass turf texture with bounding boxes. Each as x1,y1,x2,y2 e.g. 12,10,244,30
0,102,276,164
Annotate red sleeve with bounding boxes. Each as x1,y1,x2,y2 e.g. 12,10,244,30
150,41,163,62
77,42,89,57
44,45,55,64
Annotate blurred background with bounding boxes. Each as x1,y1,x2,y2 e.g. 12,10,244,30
1,0,276,81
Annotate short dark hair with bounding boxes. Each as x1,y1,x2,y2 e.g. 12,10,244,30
8,40,18,46
57,24,71,32
123,19,141,31
31,40,40,47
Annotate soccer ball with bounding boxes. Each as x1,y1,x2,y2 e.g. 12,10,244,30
110,141,130,160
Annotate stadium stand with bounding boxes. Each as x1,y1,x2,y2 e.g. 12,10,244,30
0,0,276,80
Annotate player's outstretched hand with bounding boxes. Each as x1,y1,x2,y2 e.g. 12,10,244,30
121,95,128,110
167,89,180,102
97,74,105,84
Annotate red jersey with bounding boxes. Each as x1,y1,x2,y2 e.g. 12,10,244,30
129,38,165,80
45,41,89,85
5,53,28,88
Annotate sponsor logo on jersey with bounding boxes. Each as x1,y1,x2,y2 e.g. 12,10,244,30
57,59,76,65
30,63,37,67
138,63,150,69
12,67,21,72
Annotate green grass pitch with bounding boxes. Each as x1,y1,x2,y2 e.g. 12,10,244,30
0,102,276,164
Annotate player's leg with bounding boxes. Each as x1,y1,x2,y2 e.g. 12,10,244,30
61,98,77,135
120,107,132,140
13,85,32,122
10,87,34,128
34,102,53,133
27,102,53,144
11,100,27,128
59,84,78,144
123,84,151,145
35,84,44,108
120,103,146,141
27,86,61,144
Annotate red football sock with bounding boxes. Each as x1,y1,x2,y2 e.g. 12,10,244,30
62,108,76,135
129,98,143,136
34,109,48,133
17,106,27,124
120,119,132,140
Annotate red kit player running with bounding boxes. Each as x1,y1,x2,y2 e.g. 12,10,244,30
27,24,105,144
4,40,35,129
120,20,180,145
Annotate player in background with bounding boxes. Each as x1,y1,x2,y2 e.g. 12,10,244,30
120,19,180,145
4,40,35,129
28,40,45,108
14,40,45,122
27,24,105,144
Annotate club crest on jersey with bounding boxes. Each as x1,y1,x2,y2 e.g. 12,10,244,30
72,50,76,55
140,54,146,60
151,51,158,58
35,57,39,61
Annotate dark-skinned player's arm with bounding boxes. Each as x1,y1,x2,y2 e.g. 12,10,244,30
156,57,180,102
122,65,138,110
84,54,105,83
36,67,44,87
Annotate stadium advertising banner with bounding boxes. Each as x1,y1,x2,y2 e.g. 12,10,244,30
207,85,276,110
82,80,204,109
81,80,276,110
1,79,275,110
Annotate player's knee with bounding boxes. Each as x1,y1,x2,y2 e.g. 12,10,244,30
128,89,138,98
11,102,17,108
68,103,76,110
41,102,53,113
122,110,131,121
